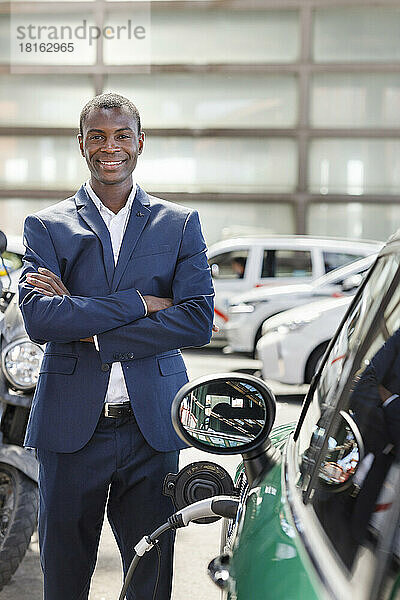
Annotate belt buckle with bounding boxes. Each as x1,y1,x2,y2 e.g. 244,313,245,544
104,403,112,418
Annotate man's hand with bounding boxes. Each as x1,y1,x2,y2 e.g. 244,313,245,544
379,384,393,403
25,268,93,343
26,268,71,297
144,296,218,332
143,295,173,314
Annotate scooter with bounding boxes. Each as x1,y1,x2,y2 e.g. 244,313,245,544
0,231,40,590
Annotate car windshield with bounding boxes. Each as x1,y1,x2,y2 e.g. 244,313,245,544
310,255,375,290
296,249,400,592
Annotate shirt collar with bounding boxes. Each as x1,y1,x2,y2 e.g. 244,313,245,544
85,179,137,217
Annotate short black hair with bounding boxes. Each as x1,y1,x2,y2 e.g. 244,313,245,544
79,92,141,136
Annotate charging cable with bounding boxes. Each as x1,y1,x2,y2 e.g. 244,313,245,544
118,496,239,600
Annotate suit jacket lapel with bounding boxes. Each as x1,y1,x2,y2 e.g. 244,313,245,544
111,186,150,292
74,185,115,288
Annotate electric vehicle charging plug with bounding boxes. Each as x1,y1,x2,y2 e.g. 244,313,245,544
119,495,239,599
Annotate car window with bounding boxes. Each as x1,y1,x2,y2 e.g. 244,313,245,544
261,249,312,278
296,252,400,595
324,251,364,274
208,250,249,280
0,251,23,277
312,256,375,290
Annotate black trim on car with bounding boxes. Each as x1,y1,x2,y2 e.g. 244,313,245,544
283,433,340,600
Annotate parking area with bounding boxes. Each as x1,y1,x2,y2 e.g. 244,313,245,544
0,347,303,600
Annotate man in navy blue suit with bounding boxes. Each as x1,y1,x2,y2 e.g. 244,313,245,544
18,92,214,600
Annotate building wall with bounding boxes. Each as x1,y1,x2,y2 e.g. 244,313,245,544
1,0,400,245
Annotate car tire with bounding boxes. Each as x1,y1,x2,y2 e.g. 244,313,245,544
0,463,38,591
253,326,264,359
304,341,329,384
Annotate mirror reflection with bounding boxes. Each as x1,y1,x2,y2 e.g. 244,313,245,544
300,411,363,490
319,413,361,486
179,379,267,449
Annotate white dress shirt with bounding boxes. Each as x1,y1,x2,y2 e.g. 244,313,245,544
85,179,146,405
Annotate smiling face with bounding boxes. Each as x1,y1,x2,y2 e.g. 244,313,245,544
78,106,144,187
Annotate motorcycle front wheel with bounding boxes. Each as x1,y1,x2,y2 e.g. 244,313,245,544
0,463,38,590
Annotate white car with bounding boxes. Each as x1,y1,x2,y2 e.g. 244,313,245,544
225,254,376,355
256,295,353,384
208,236,381,338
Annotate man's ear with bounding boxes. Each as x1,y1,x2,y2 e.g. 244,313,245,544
138,132,145,155
77,133,85,157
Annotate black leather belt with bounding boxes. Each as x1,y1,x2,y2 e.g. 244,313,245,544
103,402,133,418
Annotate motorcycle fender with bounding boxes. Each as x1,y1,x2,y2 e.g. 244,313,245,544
0,445,38,482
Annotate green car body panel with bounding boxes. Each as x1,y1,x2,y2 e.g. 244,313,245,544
229,423,322,600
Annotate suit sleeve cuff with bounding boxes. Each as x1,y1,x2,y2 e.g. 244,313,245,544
93,335,99,351
137,290,148,316
383,393,399,407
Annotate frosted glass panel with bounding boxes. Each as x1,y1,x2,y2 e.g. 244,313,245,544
107,0,204,2
105,73,298,128
0,75,94,127
307,203,400,242
136,137,297,193
311,74,400,128
175,201,295,246
104,9,299,65
0,137,88,189
309,139,400,195
0,199,57,238
4,14,97,66
4,0,92,2
314,8,400,63
0,16,9,64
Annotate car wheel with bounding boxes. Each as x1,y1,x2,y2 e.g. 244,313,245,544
253,326,264,359
304,341,329,384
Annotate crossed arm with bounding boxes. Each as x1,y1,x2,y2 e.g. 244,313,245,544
20,211,216,354
25,268,174,342
26,269,218,342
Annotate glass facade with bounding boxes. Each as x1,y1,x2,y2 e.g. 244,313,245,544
1,1,400,244
307,203,400,242
0,137,87,189
104,9,299,65
313,7,400,63
0,198,57,237
311,73,400,129
178,201,295,246
309,139,400,195
105,73,298,129
0,75,94,127
6,13,98,66
137,136,297,193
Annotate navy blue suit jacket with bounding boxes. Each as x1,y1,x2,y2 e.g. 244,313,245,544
19,184,214,453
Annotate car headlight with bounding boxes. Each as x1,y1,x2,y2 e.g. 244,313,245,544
262,316,319,337
2,339,44,390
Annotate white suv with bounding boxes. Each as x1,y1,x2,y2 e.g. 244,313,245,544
208,236,382,337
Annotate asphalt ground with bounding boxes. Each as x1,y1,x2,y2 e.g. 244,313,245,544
0,347,304,600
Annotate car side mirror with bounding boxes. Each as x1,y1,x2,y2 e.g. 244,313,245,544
342,274,363,293
171,373,277,484
211,264,220,279
0,231,7,255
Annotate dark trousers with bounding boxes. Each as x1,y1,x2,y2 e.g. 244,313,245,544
37,411,179,600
